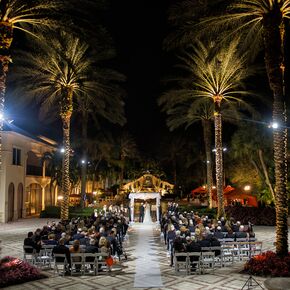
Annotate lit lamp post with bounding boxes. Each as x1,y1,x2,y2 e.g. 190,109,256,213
80,159,87,208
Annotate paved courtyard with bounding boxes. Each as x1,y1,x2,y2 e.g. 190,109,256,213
0,218,286,289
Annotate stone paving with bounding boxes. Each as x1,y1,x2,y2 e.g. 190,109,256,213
0,218,288,289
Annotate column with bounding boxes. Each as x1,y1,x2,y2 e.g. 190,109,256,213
156,197,160,223
41,186,45,210
130,197,134,223
42,160,46,178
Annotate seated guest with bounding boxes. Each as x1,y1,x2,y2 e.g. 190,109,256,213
43,233,58,245
70,240,83,271
209,236,221,256
186,236,201,269
213,226,224,239
225,229,235,239
107,230,118,256
85,238,99,254
24,231,41,253
72,229,84,241
52,238,71,269
199,234,211,248
99,236,111,255
235,225,247,239
232,221,241,232
173,231,186,261
70,240,82,254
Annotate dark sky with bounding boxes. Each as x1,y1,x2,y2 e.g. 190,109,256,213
106,0,173,155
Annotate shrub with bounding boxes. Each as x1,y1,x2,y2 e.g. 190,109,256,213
243,251,290,277
225,206,276,226
40,206,60,218
0,256,46,288
40,206,95,219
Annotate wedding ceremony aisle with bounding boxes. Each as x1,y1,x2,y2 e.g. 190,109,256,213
132,223,163,288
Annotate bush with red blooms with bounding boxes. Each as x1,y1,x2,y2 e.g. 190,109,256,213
0,256,46,288
244,251,290,277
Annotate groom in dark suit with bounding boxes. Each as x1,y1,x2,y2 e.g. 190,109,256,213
139,203,144,223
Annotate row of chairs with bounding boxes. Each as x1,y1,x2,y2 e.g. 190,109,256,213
23,245,111,276
54,252,110,276
174,241,263,275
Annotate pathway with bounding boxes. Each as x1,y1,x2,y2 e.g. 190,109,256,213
133,223,163,288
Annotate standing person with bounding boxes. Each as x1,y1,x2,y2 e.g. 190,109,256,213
139,202,145,223
143,202,152,224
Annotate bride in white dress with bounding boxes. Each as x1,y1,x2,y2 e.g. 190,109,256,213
143,202,152,224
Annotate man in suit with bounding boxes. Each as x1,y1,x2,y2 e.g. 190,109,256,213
52,238,71,269
139,203,144,223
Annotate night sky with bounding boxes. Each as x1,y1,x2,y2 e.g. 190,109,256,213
106,0,173,154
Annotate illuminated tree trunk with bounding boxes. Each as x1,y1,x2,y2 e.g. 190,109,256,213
80,110,88,208
214,99,224,218
263,7,288,256
202,119,213,208
60,90,73,220
0,21,13,171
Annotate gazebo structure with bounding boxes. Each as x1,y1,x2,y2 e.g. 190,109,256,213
128,192,161,223
125,173,173,223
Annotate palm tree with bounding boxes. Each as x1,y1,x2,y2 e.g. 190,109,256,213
0,0,60,169
199,0,289,257
169,40,251,218
159,92,214,207
13,32,100,220
75,52,126,208
117,132,139,187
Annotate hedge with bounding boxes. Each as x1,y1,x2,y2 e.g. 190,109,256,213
40,206,95,219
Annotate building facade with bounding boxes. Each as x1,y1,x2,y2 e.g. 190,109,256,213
0,129,58,223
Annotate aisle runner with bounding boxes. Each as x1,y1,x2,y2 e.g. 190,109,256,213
133,224,163,288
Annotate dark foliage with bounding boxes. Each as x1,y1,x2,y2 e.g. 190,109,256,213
225,206,276,226
40,206,95,218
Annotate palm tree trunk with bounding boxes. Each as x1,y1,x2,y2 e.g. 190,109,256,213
202,119,213,208
60,114,71,220
60,91,73,220
263,10,288,256
214,100,224,218
0,21,13,171
80,110,88,208
258,149,275,202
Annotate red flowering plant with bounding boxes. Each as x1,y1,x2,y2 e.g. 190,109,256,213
0,256,46,288
243,251,290,277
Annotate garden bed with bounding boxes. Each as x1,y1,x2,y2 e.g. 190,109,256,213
243,251,290,277
0,256,46,288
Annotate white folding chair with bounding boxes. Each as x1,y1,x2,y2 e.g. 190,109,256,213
23,246,37,265
248,242,262,257
201,251,215,273
174,252,188,274
83,253,98,275
96,252,109,273
221,244,234,266
71,253,84,275
54,254,69,276
187,252,201,274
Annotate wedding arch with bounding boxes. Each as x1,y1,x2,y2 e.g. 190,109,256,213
128,192,161,223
